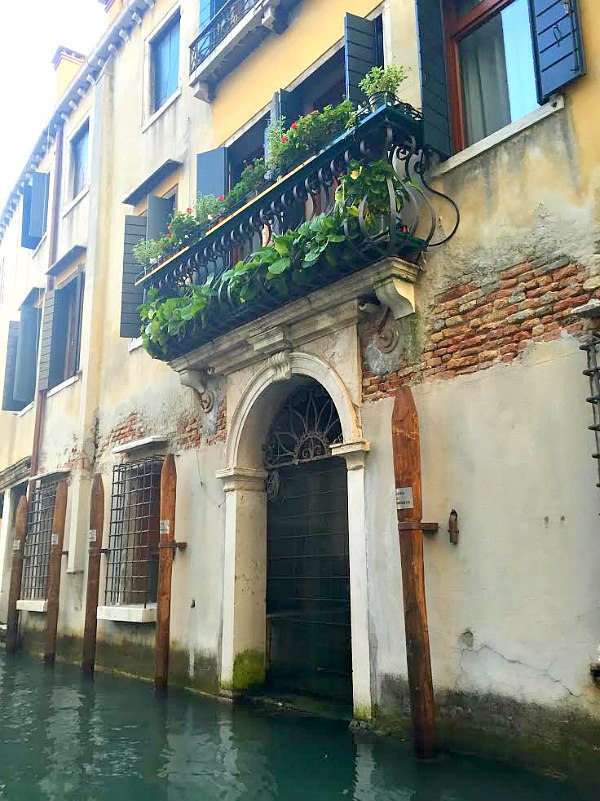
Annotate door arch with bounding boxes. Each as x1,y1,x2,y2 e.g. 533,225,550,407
264,381,352,701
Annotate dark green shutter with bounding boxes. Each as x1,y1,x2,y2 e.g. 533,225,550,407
121,215,147,339
146,195,173,241
21,172,50,250
197,147,229,198
13,304,40,404
415,0,452,158
344,13,377,105
37,290,58,391
265,89,302,158
528,0,585,103
2,322,22,412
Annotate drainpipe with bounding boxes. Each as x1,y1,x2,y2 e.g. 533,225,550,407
30,124,64,480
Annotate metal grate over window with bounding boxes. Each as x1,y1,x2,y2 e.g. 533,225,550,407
582,331,600,491
105,457,163,606
21,476,60,600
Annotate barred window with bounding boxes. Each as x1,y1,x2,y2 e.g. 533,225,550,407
21,476,60,600
105,457,163,606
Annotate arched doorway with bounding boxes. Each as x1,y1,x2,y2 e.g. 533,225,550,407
263,380,352,702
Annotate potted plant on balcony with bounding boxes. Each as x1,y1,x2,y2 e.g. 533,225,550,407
358,65,408,112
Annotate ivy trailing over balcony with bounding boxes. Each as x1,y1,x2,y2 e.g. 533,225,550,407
139,159,414,359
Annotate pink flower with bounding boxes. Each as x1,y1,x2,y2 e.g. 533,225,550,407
281,135,288,143
217,195,225,201
290,121,298,129
186,207,193,214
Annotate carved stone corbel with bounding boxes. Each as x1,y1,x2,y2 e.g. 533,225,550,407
268,349,293,382
262,0,289,33
373,276,416,321
179,369,214,412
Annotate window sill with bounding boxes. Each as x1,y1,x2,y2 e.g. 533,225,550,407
112,435,168,455
431,96,564,178
62,186,90,217
97,604,157,623
142,88,182,134
128,336,144,352
16,401,34,417
16,599,47,613
46,372,81,398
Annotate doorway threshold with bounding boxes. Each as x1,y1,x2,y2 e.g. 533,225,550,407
242,689,353,722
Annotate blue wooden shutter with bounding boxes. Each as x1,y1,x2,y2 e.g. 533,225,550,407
147,195,173,241
121,216,147,339
415,0,452,158
197,147,229,198
528,0,585,103
2,322,22,412
37,290,57,391
13,303,40,405
344,13,377,105
21,172,50,250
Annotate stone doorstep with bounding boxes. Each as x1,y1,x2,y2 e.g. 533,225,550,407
170,257,420,377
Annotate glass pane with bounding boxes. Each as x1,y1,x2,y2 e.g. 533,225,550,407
459,0,538,146
455,0,486,16
152,18,180,111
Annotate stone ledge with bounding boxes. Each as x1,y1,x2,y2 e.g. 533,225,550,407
97,604,157,624
16,599,47,613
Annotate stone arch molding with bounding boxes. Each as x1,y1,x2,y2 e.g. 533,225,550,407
225,351,364,471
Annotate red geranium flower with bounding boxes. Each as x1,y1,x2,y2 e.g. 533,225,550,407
186,207,193,214
218,195,225,201
291,121,298,129
281,134,288,143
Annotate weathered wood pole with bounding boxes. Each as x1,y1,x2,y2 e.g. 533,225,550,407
5,496,28,655
392,386,437,759
154,454,177,691
82,474,104,675
43,481,68,665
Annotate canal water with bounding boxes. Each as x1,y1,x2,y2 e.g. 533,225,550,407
0,650,590,801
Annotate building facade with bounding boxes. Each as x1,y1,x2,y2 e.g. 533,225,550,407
0,0,599,782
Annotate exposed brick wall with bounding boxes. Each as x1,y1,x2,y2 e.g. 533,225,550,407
362,258,599,401
177,412,203,449
97,411,148,457
206,399,227,445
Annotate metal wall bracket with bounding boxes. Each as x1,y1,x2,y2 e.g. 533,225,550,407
158,542,187,552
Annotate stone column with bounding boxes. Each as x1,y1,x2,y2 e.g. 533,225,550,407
331,440,373,719
217,467,267,696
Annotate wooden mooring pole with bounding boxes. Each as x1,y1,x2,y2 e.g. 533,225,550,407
5,496,28,655
154,454,178,691
392,387,437,759
44,480,68,664
82,474,104,675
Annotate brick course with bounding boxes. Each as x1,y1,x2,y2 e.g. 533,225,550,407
362,259,598,402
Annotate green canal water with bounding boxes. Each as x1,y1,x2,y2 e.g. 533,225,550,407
0,650,591,801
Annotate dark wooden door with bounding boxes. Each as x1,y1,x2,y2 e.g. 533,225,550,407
266,457,351,702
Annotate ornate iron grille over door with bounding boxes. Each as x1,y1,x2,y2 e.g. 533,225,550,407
265,383,351,702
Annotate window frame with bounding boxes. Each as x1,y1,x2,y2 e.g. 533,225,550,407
444,0,522,153
70,119,90,201
150,8,181,114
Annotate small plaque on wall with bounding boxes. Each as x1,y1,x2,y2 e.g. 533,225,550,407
395,486,414,510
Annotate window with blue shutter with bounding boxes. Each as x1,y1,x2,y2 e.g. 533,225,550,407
21,172,50,250
433,0,586,154
152,13,181,112
71,122,90,199
2,322,22,412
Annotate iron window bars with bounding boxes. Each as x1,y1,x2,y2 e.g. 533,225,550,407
21,475,61,600
582,331,600,490
105,457,163,606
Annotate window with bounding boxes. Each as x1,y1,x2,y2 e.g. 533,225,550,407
21,476,60,600
151,13,180,112
38,272,84,392
105,457,163,606
446,0,539,149
71,122,90,199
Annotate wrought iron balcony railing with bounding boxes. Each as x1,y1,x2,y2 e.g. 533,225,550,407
137,102,457,360
190,0,260,74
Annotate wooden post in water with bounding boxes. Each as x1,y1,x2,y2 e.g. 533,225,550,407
82,474,104,675
5,496,28,655
392,387,437,759
154,454,177,691
44,481,68,665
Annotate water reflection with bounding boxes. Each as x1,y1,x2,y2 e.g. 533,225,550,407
0,652,589,801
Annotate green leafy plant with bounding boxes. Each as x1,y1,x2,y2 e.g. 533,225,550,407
140,281,214,355
223,158,269,214
265,100,356,176
358,65,408,100
335,159,411,222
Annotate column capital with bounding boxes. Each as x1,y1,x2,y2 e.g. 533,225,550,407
330,440,371,470
216,466,267,492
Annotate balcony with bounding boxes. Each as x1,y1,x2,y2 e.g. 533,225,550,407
137,101,457,363
190,0,301,102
